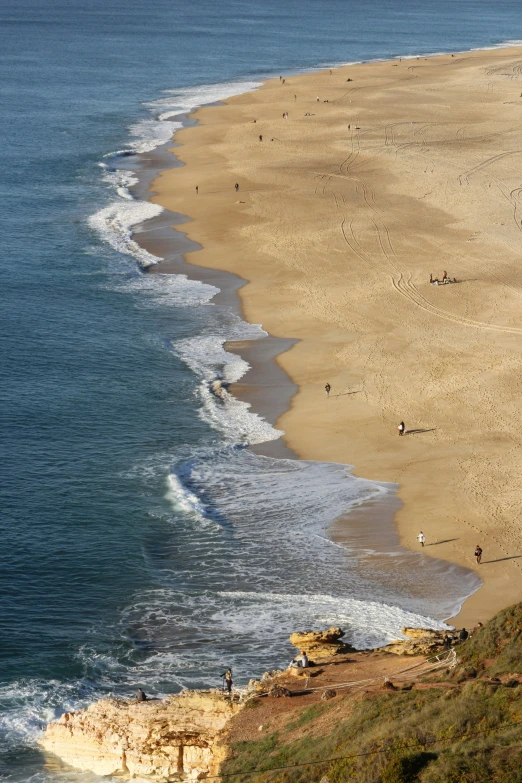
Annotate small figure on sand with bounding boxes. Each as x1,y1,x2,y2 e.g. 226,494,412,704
221,668,233,694
431,271,457,285
259,134,263,141
325,382,331,397
398,421,405,436
316,96,320,102
294,94,297,101
234,183,239,192
474,545,483,564
417,531,425,547
195,185,198,194
136,688,147,702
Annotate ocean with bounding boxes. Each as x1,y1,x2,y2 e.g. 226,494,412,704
2,0,519,779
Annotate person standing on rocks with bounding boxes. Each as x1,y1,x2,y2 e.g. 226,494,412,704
221,668,233,694
136,688,147,702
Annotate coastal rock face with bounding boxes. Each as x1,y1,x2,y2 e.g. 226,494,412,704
380,628,448,656
41,691,242,781
289,627,355,659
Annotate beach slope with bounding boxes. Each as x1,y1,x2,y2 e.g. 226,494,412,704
151,47,522,625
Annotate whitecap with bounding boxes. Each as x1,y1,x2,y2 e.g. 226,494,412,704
88,199,164,268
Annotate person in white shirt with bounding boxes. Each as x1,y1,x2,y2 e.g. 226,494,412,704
417,531,426,547
299,652,309,668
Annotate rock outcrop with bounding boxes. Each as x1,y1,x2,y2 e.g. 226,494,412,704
41,691,242,781
380,627,448,656
289,627,355,659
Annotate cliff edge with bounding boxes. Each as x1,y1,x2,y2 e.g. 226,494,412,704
40,690,242,781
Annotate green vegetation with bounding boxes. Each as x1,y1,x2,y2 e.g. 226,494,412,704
284,703,328,732
221,603,522,783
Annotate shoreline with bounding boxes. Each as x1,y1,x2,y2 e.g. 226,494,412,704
131,141,472,621
144,45,522,628
131,136,478,623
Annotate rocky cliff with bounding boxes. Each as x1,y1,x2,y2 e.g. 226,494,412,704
40,625,450,780
40,690,242,781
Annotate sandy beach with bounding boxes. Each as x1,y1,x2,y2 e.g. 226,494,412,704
150,46,522,627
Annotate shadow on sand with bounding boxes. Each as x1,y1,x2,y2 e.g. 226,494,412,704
425,538,459,546
482,555,522,564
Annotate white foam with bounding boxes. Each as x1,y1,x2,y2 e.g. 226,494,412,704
88,198,163,268
104,269,218,308
149,80,261,122
117,80,261,155
216,590,450,650
127,118,183,154
99,163,138,200
0,679,92,745
165,473,211,523
173,333,283,445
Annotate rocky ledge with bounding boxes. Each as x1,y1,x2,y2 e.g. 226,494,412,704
380,627,448,656
289,626,355,660
40,690,242,781
40,626,449,780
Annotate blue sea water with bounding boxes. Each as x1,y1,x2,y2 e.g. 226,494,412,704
1,0,519,778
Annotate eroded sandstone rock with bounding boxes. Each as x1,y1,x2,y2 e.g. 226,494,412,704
41,691,242,781
380,628,448,656
289,627,355,659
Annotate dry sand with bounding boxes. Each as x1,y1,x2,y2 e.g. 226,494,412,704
150,46,522,627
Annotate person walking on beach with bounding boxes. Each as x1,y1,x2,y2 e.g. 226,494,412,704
474,545,482,564
195,185,198,195
325,382,331,398
234,183,239,193
417,531,425,547
259,135,263,142
398,421,405,436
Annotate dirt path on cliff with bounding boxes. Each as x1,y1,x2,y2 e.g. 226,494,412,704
225,651,448,745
